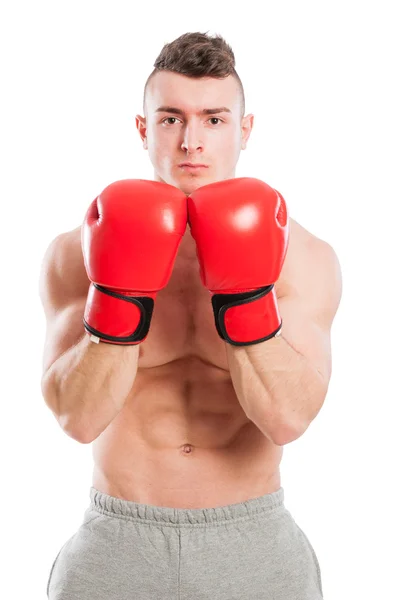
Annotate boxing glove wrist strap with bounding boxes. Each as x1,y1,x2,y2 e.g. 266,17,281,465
83,283,155,345
211,285,282,347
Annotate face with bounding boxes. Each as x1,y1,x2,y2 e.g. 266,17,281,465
136,71,253,195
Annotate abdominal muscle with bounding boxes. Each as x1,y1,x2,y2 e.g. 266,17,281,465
91,354,283,509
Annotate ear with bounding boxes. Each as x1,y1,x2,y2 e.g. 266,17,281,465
135,115,148,149
241,113,254,150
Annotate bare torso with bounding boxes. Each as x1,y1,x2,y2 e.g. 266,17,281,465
69,218,309,508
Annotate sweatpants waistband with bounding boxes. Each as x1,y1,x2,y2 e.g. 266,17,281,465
89,486,285,527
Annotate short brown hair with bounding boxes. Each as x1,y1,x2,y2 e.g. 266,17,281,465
143,31,245,117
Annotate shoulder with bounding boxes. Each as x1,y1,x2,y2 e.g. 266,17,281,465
40,226,85,286
287,217,341,279
49,225,82,257
296,218,340,273
280,217,342,324
39,226,89,314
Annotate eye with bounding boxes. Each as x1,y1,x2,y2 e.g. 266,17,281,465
162,117,181,125
161,116,223,126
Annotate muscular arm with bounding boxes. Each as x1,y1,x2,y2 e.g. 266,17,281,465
39,228,139,443
226,237,342,445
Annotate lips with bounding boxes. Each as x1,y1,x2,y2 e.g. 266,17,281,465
179,163,208,168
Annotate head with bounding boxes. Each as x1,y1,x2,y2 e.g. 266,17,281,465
136,32,254,195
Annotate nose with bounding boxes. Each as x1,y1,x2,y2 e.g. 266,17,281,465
181,123,203,154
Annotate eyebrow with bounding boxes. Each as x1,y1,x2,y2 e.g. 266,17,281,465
155,106,232,116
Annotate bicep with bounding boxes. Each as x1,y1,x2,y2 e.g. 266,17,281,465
278,241,342,385
39,232,89,374
278,294,333,384
41,298,87,374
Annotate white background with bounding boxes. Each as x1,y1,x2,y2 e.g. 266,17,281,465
1,0,397,598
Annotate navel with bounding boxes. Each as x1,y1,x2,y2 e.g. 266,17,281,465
179,443,194,455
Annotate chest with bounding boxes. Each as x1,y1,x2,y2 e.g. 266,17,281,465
137,252,225,369
137,245,290,371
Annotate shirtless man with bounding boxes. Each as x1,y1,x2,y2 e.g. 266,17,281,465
40,32,342,600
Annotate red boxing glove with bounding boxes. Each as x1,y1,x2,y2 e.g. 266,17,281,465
82,179,187,345
188,177,289,346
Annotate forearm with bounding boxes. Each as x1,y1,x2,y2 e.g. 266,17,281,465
41,334,139,442
225,335,327,445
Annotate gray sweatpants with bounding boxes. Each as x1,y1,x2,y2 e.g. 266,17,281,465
47,486,323,599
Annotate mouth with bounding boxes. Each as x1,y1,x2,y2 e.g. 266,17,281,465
178,163,208,170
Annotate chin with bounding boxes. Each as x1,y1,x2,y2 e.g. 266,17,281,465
180,180,208,194
169,173,205,191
